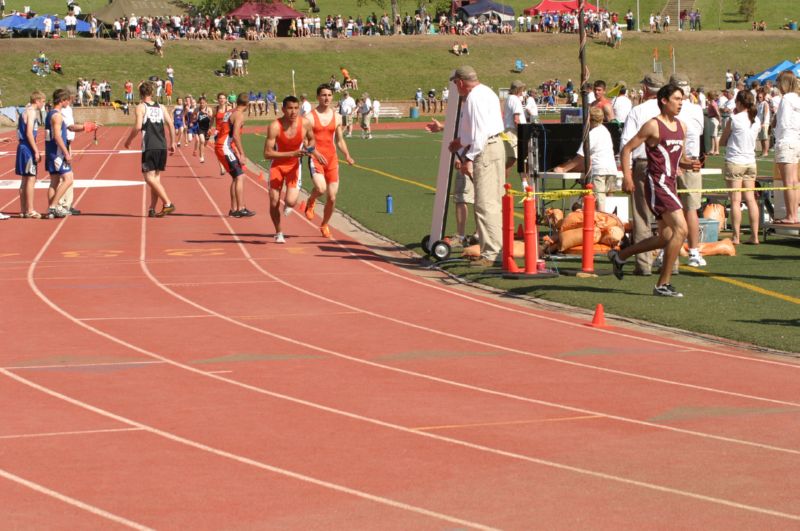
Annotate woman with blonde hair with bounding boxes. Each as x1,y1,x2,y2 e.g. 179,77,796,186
706,90,721,155
772,71,800,224
720,90,761,244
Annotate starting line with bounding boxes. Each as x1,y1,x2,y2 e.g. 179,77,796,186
0,179,144,190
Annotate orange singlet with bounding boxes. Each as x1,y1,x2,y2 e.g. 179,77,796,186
214,109,229,149
308,109,339,184
269,117,304,190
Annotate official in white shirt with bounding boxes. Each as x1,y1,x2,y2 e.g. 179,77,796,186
503,79,527,188
450,66,505,267
672,73,707,266
612,87,632,124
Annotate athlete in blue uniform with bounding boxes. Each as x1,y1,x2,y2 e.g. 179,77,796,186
173,97,186,147
44,88,75,219
16,91,46,218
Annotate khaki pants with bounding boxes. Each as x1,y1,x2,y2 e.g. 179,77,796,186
58,186,73,210
631,160,654,274
474,138,506,262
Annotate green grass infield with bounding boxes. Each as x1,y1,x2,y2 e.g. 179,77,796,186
243,127,800,354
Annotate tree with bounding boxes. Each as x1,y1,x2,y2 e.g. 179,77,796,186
358,0,400,33
739,0,756,21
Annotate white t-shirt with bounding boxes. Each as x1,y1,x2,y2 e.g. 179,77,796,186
300,100,312,116
61,105,76,142
503,94,526,130
725,111,760,165
612,95,632,124
677,100,704,158
577,124,617,177
620,98,660,161
372,100,380,114
339,96,355,116
360,98,372,114
524,96,538,121
458,83,504,161
774,92,800,147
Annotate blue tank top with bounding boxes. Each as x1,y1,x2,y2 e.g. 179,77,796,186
173,107,184,126
45,109,67,154
17,107,39,150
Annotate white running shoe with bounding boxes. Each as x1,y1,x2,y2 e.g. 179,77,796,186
283,206,293,216
688,254,707,267
0,212,10,220
274,232,285,244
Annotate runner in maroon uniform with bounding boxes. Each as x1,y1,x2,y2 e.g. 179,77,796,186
609,84,702,297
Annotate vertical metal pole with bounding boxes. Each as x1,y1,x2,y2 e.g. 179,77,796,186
677,0,681,30
636,0,640,31
578,2,591,182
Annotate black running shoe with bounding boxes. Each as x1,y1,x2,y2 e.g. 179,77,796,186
607,250,625,280
148,208,156,218
238,208,256,217
68,207,81,216
230,209,242,218
653,284,684,298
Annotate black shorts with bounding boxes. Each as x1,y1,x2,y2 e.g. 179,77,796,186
142,149,167,173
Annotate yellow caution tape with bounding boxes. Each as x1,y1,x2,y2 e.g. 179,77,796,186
508,185,800,202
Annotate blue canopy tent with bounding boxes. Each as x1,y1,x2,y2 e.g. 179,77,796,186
0,14,91,35
456,0,515,22
745,60,795,86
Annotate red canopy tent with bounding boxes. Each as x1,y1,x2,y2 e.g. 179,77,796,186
523,0,598,16
228,1,304,36
228,1,304,18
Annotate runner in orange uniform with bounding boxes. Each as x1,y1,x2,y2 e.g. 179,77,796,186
213,92,231,176
304,84,355,238
263,95,325,243
215,92,255,218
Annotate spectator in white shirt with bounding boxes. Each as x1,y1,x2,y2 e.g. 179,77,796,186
612,86,632,123
772,71,800,224
554,107,618,212
503,80,527,187
720,90,761,242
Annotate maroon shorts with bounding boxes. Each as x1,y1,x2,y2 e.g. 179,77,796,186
645,172,683,219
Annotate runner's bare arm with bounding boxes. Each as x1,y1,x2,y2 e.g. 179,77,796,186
25,108,39,161
303,119,327,165
51,113,71,162
231,112,245,164
123,104,144,149
718,118,733,148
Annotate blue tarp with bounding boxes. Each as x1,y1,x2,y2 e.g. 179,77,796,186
746,60,795,85
0,15,29,28
0,14,91,32
458,0,515,19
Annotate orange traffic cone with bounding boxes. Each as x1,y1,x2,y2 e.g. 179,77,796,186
588,303,607,328
516,224,524,239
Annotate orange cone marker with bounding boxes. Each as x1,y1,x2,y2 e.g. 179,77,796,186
588,303,607,328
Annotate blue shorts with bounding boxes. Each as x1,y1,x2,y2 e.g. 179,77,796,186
15,145,37,177
189,123,199,134
45,150,72,175
174,119,184,129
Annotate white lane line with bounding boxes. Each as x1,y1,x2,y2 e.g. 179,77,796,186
81,315,213,322
13,136,496,530
5,364,800,524
9,139,798,524
1,368,497,531
0,467,153,530
0,427,143,440
7,361,163,370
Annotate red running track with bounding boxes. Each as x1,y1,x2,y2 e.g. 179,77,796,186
1,126,799,529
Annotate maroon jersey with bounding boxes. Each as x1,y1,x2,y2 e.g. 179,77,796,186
644,118,684,218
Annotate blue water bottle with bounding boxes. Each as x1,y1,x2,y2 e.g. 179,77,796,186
386,194,393,214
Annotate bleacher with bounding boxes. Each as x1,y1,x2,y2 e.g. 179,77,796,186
376,104,403,119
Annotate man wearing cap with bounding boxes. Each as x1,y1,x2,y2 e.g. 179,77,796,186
619,72,665,276
672,73,707,267
503,80,528,189
449,66,505,268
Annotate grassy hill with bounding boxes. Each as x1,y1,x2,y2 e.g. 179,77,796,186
1,30,798,105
